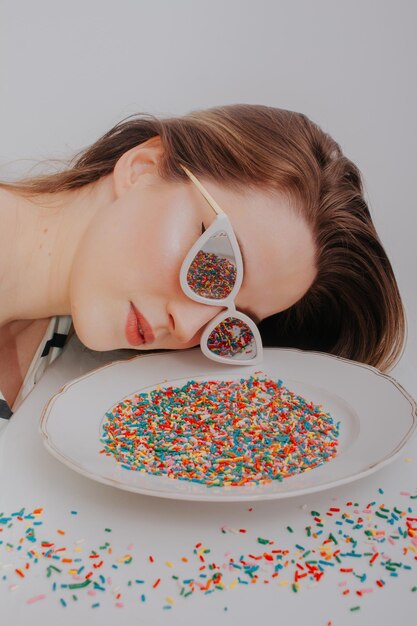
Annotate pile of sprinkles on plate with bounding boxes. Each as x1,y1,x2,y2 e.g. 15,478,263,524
1,490,417,614
100,373,340,485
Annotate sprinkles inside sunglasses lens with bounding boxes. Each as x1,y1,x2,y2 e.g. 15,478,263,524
187,249,237,299
206,317,257,359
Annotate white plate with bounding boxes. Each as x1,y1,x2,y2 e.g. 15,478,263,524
39,348,417,502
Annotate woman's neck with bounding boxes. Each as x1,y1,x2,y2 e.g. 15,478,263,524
0,176,113,326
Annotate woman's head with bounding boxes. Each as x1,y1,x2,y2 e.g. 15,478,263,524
1,104,405,371
64,137,317,355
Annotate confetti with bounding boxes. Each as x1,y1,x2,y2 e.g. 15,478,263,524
100,373,340,486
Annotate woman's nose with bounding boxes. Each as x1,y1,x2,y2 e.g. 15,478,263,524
166,298,224,345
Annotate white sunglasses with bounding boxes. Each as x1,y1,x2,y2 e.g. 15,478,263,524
179,164,263,366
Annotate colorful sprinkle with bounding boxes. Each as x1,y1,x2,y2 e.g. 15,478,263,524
26,594,46,604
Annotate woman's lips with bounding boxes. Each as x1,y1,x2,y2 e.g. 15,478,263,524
125,303,155,347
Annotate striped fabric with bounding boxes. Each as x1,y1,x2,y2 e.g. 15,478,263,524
0,315,73,423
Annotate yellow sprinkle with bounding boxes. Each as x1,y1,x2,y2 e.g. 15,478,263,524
408,545,417,553
165,561,173,568
166,596,174,605
117,554,132,563
279,580,289,586
229,579,238,589
67,569,78,575
404,457,413,463
74,546,82,553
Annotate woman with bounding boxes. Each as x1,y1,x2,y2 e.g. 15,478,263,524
0,104,406,420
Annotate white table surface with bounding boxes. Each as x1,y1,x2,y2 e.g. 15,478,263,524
1,335,417,626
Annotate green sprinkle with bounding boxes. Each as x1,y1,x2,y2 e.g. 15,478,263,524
292,583,298,592
60,598,67,607
287,526,294,533
411,586,417,592
104,528,112,532
375,511,388,519
311,511,320,517
257,537,270,544
68,579,92,590
350,606,360,612
92,603,100,608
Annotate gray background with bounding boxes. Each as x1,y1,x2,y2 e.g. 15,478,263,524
1,0,416,385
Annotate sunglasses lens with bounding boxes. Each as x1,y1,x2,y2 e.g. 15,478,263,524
206,317,258,360
187,231,237,299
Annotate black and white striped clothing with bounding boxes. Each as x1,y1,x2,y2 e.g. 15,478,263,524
0,315,73,422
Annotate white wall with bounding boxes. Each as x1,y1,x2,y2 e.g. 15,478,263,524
1,0,416,387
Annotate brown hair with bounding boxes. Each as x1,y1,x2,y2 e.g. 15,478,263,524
0,104,406,371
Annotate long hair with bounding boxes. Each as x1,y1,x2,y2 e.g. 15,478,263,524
0,104,406,371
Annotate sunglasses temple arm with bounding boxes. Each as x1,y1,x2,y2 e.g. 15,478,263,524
180,164,224,215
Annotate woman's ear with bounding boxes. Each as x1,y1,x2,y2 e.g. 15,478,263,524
112,136,163,198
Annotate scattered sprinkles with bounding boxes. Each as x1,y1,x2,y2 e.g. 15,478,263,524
100,373,340,485
1,491,417,614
